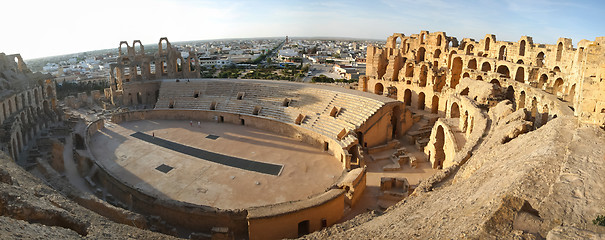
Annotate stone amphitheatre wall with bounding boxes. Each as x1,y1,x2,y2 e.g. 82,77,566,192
247,188,345,240
361,31,604,126
83,116,249,237
359,31,598,192
108,38,200,106
83,110,350,239
419,94,489,192
0,53,58,163
148,79,410,169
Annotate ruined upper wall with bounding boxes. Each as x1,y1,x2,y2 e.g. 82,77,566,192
363,30,605,126
109,38,201,93
0,53,49,93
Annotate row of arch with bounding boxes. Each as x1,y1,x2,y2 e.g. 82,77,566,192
502,85,555,129
374,83,440,115
115,56,199,83
482,37,564,63
450,55,572,96
126,90,160,106
389,33,445,50
431,98,476,169
8,101,52,161
0,87,47,124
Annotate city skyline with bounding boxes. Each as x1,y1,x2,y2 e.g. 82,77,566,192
3,0,604,59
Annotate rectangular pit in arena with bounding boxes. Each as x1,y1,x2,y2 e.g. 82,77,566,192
131,131,283,175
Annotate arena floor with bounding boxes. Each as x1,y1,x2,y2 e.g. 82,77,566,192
89,119,343,209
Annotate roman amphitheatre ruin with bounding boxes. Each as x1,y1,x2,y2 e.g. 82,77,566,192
0,30,604,239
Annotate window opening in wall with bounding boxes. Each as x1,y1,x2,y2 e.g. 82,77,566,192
536,52,545,67
434,125,445,169
252,106,263,115
298,220,310,237
150,62,156,75
177,58,182,72
556,42,563,61
323,141,329,151
321,219,327,229
431,95,439,114
253,106,262,115
498,46,507,61
190,58,196,71
404,89,412,106
241,119,245,125
417,92,426,110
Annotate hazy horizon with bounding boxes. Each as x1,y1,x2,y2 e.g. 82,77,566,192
3,0,604,59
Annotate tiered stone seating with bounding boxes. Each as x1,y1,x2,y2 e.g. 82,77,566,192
330,93,385,128
258,106,299,123
154,79,393,147
289,89,336,115
310,115,355,139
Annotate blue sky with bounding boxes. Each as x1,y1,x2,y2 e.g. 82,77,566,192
2,0,603,59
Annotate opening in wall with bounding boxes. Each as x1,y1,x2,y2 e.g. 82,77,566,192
253,106,262,115
298,220,310,237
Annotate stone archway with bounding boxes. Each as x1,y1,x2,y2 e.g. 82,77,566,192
541,105,550,126
450,102,460,118
404,89,412,106
434,125,445,169
515,67,524,83
418,92,426,110
506,86,516,109
419,65,428,87
497,65,510,78
374,83,384,95
519,91,526,109
451,57,462,88
481,62,491,72
431,95,439,114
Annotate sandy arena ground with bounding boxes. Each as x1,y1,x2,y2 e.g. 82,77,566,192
90,119,343,210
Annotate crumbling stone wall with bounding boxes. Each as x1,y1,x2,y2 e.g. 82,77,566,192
108,38,201,107
361,31,604,126
0,52,58,161
361,31,602,171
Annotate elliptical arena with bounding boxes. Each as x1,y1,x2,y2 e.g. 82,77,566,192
1,31,604,239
